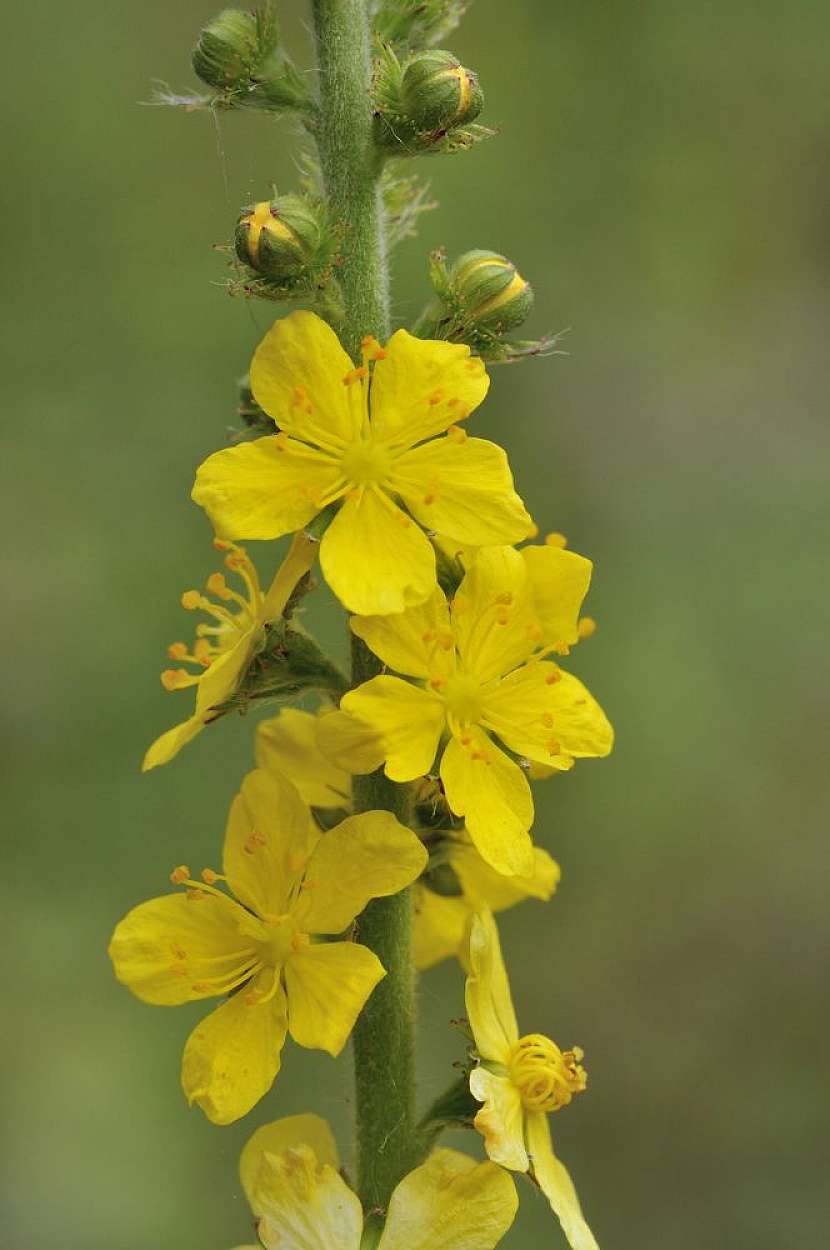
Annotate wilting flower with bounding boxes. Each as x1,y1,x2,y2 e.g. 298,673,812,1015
342,544,613,876
109,768,426,1123
234,1112,518,1250
143,534,316,771
191,310,532,615
414,832,559,970
465,910,598,1250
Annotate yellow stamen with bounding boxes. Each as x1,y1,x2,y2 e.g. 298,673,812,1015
201,868,221,885
545,532,568,548
170,865,190,885
167,641,188,660
508,1034,587,1113
181,590,201,610
578,616,597,639
447,424,467,443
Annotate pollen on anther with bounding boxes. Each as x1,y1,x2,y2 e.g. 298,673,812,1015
428,389,443,406
201,868,220,885
213,538,231,551
447,424,467,443
546,738,561,756
541,713,554,728
578,616,597,639
167,641,188,661
206,572,231,599
545,671,562,685
545,531,568,549
423,492,436,505
292,386,306,405
170,865,190,885
181,590,201,610
422,631,435,643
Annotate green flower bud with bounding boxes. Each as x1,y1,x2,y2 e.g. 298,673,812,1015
450,249,534,332
400,49,483,132
235,196,323,282
192,9,261,93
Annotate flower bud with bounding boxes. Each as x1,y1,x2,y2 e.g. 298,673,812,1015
450,250,534,333
192,9,261,93
235,196,324,282
400,49,483,132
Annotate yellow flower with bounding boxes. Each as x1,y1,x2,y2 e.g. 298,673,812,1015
235,1112,518,1250
465,911,598,1250
255,706,383,809
342,544,613,876
414,832,559,970
143,534,317,771
191,310,532,615
108,768,427,1124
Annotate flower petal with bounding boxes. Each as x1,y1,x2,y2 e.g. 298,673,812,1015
256,710,352,809
192,437,340,541
320,487,437,615
469,1068,528,1172
451,547,537,683
483,665,613,768
223,769,319,919
285,941,385,1056
254,1145,363,1250
379,1148,518,1250
350,588,454,680
440,731,534,877
342,676,446,782
181,973,288,1124
314,708,386,776
250,309,360,446
296,811,427,935
142,712,205,772
525,1111,599,1250
392,437,531,548
370,330,489,447
108,893,252,1005
413,885,469,971
521,544,592,650
240,1114,339,1215
453,840,560,912
464,910,519,1064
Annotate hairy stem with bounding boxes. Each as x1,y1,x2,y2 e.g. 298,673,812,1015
310,0,417,1211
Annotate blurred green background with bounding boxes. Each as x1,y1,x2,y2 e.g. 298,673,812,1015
2,1,827,1246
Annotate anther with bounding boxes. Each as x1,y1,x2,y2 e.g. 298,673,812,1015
186,888,205,901
181,590,202,610
161,669,192,691
541,713,554,728
545,671,562,685
170,865,190,885
578,616,597,639
428,390,443,406
496,608,510,625
438,631,454,650
423,492,436,505
447,424,467,443
167,642,188,661
546,738,561,756
213,538,231,551
274,432,289,451
429,675,447,690
495,592,513,606
206,572,231,599
201,868,220,885
421,630,435,643
292,386,306,405
545,532,568,549
461,735,472,746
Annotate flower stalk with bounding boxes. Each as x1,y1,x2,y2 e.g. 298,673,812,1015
310,0,418,1210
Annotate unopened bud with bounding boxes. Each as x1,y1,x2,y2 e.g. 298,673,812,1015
450,250,534,333
235,195,323,282
400,50,483,132
192,8,312,114
192,10,261,93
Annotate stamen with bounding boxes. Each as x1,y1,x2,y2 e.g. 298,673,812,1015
201,868,222,885
578,616,597,639
161,668,199,691
170,865,190,885
447,424,467,443
428,389,443,406
509,1034,587,1113
181,590,201,610
213,538,231,551
167,641,188,660
546,738,561,756
244,830,268,855
545,671,562,685
206,572,232,599
545,532,568,548
342,365,369,386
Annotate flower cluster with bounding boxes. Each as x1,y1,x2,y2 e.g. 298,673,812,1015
118,2,616,1246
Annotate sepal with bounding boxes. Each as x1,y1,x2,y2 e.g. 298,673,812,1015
191,4,314,115
373,45,489,156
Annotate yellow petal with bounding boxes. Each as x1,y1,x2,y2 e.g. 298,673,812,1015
521,544,592,650
314,708,386,776
254,1144,363,1250
320,487,437,615
240,1114,339,1214
484,665,613,767
285,941,385,1055
379,1148,518,1250
296,811,427,935
350,587,454,681
108,892,252,1005
370,330,489,447
342,677,446,782
412,885,469,971
464,911,518,1062
260,532,319,620
223,769,319,919
142,712,204,772
181,972,288,1124
391,437,531,548
192,436,340,541
525,1111,599,1250
256,709,352,809
451,547,537,683
440,731,534,877
469,1068,528,1172
453,840,560,912
250,309,360,447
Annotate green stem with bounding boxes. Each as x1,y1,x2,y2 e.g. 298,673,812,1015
310,0,416,1212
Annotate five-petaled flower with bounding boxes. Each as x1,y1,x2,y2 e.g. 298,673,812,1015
342,544,613,876
465,910,598,1250
191,310,532,615
233,1112,519,1250
143,533,317,771
108,768,426,1123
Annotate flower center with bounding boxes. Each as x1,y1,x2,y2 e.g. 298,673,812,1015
508,1033,587,1113
442,674,483,727
340,439,392,488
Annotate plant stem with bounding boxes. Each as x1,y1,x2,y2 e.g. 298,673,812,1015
310,0,417,1211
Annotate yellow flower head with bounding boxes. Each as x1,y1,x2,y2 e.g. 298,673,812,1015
414,832,560,970
465,910,599,1250
342,544,613,876
108,768,427,1124
235,1113,518,1250
143,534,317,771
191,310,532,615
